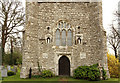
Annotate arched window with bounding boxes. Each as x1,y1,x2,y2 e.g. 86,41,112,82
61,30,66,46
77,37,81,44
47,37,50,43
56,29,60,46
67,30,72,46
55,21,73,46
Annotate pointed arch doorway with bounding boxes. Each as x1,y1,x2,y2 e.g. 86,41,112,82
59,56,70,76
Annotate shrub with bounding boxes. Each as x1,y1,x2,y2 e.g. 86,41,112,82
7,71,15,76
107,53,119,78
88,67,100,81
73,64,100,81
102,67,107,80
41,70,54,78
73,66,89,79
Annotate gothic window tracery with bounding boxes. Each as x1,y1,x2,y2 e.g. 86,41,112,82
55,21,73,46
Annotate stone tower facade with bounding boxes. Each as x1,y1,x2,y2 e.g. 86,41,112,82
20,0,110,78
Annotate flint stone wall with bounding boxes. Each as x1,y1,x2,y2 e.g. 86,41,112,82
20,2,110,78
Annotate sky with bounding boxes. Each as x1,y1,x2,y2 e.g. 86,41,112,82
20,0,120,54
102,0,120,54
102,0,119,32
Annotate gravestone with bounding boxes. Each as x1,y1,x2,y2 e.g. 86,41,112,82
0,66,2,70
1,68,7,77
11,66,17,75
7,66,11,71
11,68,16,75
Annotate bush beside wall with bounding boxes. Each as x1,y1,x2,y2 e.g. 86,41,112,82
73,64,104,81
7,71,15,76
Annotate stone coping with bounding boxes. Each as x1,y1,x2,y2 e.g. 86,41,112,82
26,0,102,2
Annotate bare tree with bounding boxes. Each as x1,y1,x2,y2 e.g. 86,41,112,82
111,26,120,39
0,0,25,60
114,11,120,39
108,25,120,58
114,11,120,60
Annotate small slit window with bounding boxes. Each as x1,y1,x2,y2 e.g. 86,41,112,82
47,27,50,30
47,37,50,43
78,26,80,29
77,37,81,44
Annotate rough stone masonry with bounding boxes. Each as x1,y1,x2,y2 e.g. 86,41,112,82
20,0,110,78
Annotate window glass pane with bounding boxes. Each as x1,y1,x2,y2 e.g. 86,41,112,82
62,30,66,46
67,30,72,46
56,30,60,46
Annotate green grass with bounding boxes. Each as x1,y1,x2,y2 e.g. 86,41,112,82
0,71,1,78
2,67,119,82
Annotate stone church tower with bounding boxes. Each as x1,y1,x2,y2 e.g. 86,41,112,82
20,0,110,78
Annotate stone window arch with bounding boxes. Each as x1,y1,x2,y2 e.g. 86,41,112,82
45,34,52,44
75,34,83,45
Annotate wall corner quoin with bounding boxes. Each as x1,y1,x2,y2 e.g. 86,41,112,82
103,53,110,79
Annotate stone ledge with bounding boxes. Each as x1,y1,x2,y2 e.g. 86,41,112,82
26,0,102,2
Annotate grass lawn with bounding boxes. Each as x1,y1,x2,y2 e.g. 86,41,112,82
0,71,1,79
1,68,119,83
